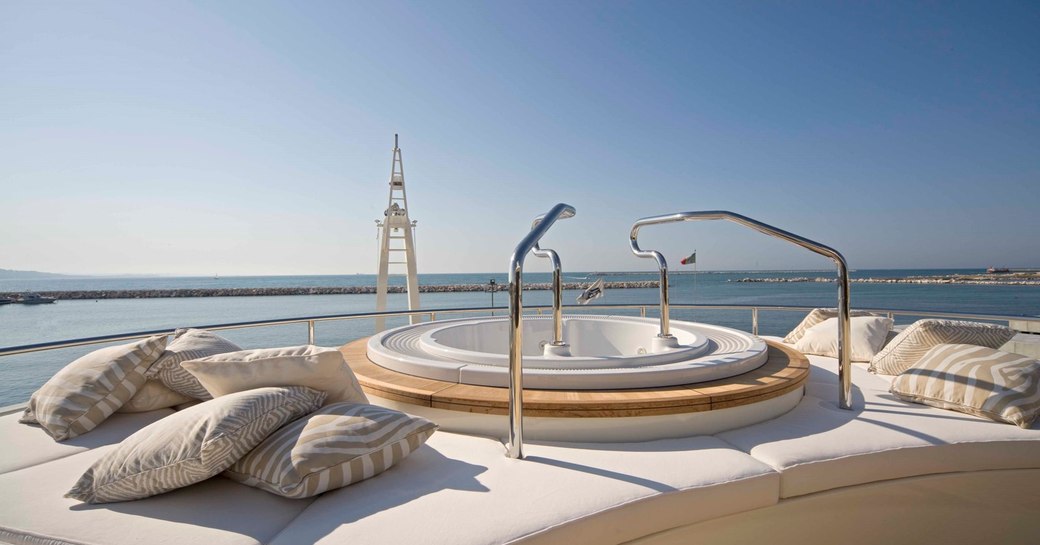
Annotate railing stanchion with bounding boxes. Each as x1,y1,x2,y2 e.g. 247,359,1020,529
307,320,315,345
752,308,759,336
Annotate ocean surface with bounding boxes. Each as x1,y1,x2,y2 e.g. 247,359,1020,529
2,269,1038,406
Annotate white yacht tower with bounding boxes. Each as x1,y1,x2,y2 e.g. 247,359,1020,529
374,134,420,332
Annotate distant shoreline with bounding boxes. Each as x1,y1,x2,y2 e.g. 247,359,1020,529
733,273,1040,286
0,281,658,301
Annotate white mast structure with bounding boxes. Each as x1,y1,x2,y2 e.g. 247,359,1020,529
374,134,420,332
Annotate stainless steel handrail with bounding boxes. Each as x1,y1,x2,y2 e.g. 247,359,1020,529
531,218,565,348
3,303,1034,359
507,203,576,459
630,211,854,410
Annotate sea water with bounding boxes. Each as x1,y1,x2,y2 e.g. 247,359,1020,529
2,270,1038,406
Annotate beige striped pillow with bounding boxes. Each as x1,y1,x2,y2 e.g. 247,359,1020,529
66,386,326,504
20,336,167,441
146,329,241,399
116,380,193,413
891,344,1040,428
870,319,1015,375
224,403,437,498
783,308,882,344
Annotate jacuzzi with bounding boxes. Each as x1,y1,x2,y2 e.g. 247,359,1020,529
367,315,769,389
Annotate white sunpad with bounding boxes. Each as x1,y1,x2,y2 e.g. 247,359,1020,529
0,409,173,475
718,343,1040,498
0,447,315,545
268,432,779,545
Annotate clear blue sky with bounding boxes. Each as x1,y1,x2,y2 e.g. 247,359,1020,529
2,1,1037,275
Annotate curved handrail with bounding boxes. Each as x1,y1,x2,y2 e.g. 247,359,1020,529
531,219,564,347
508,203,576,459
630,210,853,410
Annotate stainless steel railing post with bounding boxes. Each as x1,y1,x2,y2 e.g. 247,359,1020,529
531,216,566,347
507,203,576,459
629,210,854,410
751,308,759,336
307,320,315,345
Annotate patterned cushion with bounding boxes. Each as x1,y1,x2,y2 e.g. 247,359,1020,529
783,308,881,344
181,345,368,405
891,343,1040,428
793,316,893,362
870,319,1015,375
146,329,241,399
224,403,436,498
116,380,193,413
20,336,167,441
66,386,325,504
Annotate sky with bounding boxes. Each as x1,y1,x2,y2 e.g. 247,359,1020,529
1,1,1038,276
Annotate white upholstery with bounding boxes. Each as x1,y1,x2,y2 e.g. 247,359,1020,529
0,409,173,475
0,447,315,545
268,432,779,545
720,339,1040,498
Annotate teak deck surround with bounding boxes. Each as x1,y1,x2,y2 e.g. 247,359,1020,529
340,338,808,418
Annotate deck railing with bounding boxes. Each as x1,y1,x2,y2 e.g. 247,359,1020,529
2,303,1035,358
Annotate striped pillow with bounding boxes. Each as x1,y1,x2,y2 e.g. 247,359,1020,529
891,344,1040,428
783,308,882,344
870,319,1015,375
19,336,167,441
224,403,437,498
146,329,241,399
66,386,325,504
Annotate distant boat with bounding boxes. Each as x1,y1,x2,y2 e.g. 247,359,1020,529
0,296,14,305
17,293,56,304
986,267,1011,274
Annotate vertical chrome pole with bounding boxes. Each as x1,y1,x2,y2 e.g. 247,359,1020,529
507,259,525,459
551,265,563,344
658,263,671,337
307,320,315,345
836,259,852,410
752,308,759,336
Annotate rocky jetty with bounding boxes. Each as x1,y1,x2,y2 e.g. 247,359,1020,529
0,281,658,301
733,273,1040,286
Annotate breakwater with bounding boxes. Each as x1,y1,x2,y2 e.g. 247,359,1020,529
733,274,1040,286
0,281,658,301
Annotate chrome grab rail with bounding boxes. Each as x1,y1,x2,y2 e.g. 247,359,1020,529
508,203,576,459
531,219,565,348
630,211,854,410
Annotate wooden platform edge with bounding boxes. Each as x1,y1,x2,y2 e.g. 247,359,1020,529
341,337,809,418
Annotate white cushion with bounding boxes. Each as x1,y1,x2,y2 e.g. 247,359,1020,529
181,345,368,405
268,433,779,545
793,316,892,362
0,448,315,545
0,409,172,475
718,352,1040,498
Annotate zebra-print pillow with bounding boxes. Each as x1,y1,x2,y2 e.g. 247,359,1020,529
891,344,1040,428
224,402,437,498
20,336,167,441
66,386,325,504
146,329,241,399
870,319,1015,375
